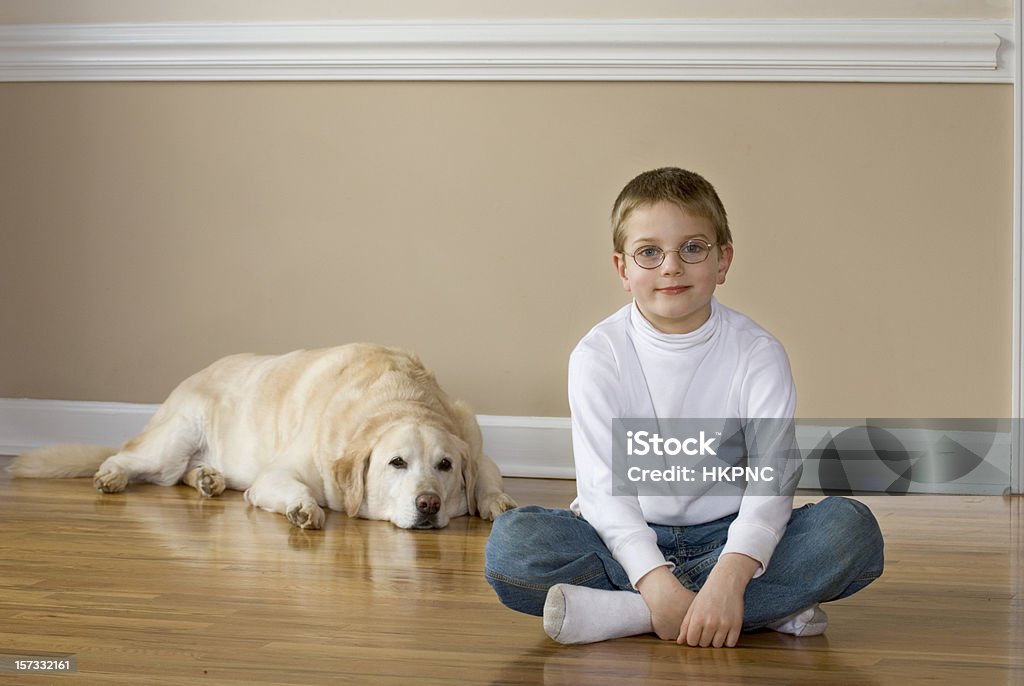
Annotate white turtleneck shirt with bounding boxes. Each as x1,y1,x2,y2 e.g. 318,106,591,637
568,298,798,587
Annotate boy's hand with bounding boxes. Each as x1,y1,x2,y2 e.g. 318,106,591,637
635,566,695,641
677,553,760,647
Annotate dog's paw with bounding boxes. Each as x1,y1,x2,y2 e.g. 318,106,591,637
478,492,518,521
187,466,226,498
286,501,326,530
93,465,129,493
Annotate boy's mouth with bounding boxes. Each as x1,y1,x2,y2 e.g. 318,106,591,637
657,286,690,295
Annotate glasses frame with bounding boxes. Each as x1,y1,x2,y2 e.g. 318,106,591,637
627,240,717,269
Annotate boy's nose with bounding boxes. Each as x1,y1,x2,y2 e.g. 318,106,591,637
661,251,686,273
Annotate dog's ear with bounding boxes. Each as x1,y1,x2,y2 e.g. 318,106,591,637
451,399,483,515
333,438,372,517
461,441,479,516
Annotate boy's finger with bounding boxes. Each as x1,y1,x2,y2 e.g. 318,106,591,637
689,619,710,647
677,608,692,645
683,619,702,646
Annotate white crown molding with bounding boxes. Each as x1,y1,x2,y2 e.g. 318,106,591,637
0,18,1013,83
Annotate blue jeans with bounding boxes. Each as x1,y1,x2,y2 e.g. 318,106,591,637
484,496,884,629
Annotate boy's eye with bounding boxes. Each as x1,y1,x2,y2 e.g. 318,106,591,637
682,241,706,254
637,246,662,259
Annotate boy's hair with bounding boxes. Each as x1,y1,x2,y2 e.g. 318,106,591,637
611,167,732,253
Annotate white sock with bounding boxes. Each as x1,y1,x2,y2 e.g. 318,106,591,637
543,584,653,644
765,604,828,637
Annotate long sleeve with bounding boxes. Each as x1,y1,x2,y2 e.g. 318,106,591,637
719,339,799,576
569,348,671,587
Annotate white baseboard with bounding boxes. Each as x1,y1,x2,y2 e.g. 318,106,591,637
0,397,573,479
0,19,1013,84
0,398,156,456
0,398,1013,493
476,415,574,479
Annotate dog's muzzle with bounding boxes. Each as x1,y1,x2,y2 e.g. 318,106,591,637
416,492,441,515
412,492,442,528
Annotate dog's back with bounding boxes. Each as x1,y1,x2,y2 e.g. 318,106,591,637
7,345,410,478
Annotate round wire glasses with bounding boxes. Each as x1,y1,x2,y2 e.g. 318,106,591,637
628,240,716,269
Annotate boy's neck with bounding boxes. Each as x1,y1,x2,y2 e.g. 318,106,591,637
634,300,714,335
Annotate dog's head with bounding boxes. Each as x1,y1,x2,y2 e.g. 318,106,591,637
334,419,478,529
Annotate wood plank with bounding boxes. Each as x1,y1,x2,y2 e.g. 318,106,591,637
0,457,1020,684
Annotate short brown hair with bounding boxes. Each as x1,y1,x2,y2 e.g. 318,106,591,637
611,167,732,253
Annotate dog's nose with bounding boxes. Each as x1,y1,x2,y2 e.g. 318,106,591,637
416,493,441,515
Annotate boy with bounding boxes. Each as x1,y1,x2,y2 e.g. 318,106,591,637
485,167,884,646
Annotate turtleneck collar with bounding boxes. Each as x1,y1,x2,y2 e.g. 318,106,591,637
628,298,720,352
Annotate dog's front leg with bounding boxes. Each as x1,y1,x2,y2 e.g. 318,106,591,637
244,469,326,530
474,454,518,520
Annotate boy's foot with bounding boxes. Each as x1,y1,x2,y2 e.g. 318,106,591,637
542,583,653,644
765,604,828,637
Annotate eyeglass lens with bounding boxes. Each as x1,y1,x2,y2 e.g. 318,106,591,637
634,241,710,268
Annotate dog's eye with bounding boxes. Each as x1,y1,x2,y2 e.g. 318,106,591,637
437,457,452,472
389,456,407,469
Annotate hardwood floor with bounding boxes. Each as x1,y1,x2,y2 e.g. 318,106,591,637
0,456,1021,685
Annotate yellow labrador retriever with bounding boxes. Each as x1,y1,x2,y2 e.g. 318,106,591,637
8,344,518,529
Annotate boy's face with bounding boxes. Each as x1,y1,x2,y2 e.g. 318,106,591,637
613,201,733,335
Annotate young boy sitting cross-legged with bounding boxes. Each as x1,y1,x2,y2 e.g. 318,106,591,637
485,167,884,647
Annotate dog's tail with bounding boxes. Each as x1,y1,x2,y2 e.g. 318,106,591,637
7,444,117,478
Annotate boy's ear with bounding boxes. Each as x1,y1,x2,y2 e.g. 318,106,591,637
716,244,734,285
613,252,632,293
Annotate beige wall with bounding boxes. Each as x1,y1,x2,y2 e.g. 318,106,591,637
0,81,1012,418
0,0,1012,23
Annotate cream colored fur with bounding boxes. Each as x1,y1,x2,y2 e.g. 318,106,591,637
8,344,517,529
